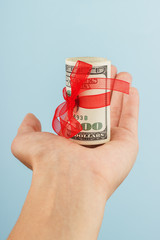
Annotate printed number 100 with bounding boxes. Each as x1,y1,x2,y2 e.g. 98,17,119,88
81,122,103,131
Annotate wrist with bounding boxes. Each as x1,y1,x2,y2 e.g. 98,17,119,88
31,159,107,240
9,155,107,240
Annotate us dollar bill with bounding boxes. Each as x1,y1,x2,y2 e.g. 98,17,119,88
65,57,111,146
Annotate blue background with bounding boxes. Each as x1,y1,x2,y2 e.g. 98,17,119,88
0,0,159,239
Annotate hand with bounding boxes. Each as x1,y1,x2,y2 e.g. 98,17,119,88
9,66,139,240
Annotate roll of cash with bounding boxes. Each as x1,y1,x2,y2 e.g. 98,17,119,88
65,57,111,146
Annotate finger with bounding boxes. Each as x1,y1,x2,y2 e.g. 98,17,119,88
17,113,41,135
111,65,117,78
111,72,132,128
119,87,139,135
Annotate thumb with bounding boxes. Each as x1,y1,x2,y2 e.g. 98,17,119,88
17,113,41,135
11,113,42,170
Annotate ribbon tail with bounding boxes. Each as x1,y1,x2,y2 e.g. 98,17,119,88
80,78,130,94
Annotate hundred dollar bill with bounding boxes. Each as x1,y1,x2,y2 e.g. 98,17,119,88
66,57,111,146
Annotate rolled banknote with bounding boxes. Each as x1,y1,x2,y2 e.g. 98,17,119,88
65,57,111,146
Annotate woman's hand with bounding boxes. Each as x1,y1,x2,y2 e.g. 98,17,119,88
8,66,139,240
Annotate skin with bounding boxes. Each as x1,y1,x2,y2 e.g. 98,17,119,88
8,66,139,240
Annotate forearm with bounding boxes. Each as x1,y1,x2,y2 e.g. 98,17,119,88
8,161,106,240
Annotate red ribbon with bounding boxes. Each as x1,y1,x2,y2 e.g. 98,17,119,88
52,60,130,138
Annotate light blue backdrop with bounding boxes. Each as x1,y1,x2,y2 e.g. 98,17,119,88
0,0,159,239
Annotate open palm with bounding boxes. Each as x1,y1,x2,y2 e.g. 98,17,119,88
11,65,139,200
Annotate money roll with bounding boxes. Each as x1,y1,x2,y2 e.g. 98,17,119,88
66,57,111,146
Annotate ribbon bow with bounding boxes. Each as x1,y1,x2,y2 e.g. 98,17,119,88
52,60,130,138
